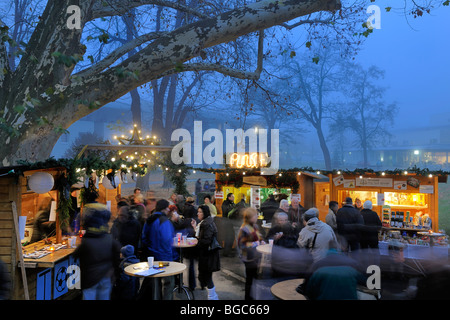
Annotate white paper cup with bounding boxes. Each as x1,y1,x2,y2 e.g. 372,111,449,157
269,239,274,245
147,257,154,268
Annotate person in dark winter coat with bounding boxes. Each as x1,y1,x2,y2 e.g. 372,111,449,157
360,201,382,249
72,203,121,300
191,205,220,300
221,193,236,218
111,205,141,251
182,197,197,219
336,198,364,252
260,194,278,222
359,200,382,269
113,245,140,300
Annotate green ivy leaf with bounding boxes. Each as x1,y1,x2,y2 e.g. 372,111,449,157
13,104,26,114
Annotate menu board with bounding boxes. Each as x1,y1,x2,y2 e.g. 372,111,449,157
355,178,393,188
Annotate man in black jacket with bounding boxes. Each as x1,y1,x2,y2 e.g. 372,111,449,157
360,200,382,249
336,197,364,252
221,193,236,218
260,194,278,222
73,203,121,300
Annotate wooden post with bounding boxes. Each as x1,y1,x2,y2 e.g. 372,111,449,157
11,201,29,300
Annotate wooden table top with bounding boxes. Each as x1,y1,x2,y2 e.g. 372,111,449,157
124,261,186,278
256,243,273,255
271,278,306,300
22,248,75,268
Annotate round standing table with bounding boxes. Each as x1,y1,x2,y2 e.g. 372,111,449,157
125,261,188,300
172,238,198,300
124,261,186,278
271,278,306,300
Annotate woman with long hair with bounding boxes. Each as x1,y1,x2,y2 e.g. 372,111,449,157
237,207,265,300
191,205,220,299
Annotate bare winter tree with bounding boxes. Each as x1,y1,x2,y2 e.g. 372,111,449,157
341,64,398,167
0,0,445,165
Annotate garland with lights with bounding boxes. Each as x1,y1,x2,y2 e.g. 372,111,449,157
185,165,450,178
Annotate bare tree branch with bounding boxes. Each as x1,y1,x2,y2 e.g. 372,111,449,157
76,31,167,78
279,18,332,30
158,29,264,80
90,0,210,20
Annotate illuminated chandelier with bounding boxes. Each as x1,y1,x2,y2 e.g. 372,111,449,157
113,124,161,164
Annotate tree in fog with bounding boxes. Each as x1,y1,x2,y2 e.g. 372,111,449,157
341,64,398,167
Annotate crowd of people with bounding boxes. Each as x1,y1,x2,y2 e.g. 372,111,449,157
72,187,221,301
3,186,444,302
233,193,384,300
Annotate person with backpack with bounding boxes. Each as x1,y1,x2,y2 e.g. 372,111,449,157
113,245,140,300
297,208,338,263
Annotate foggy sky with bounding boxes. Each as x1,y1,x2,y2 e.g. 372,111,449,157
356,1,450,128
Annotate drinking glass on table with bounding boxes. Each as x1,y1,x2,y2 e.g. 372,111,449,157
147,256,154,268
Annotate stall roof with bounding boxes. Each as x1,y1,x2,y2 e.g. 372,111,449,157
300,171,328,180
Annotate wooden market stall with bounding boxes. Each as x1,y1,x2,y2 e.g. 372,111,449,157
213,170,323,217
0,164,123,300
327,172,444,233
0,166,81,300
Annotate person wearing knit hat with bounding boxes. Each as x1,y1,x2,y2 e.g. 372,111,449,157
114,245,140,300
120,245,135,258
303,208,319,222
360,200,382,251
363,200,373,210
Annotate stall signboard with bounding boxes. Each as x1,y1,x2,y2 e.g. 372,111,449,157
250,186,261,209
344,179,355,188
355,177,393,188
214,191,223,200
420,185,434,194
243,175,267,186
333,175,344,186
394,181,407,190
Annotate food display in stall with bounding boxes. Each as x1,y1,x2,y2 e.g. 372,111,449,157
22,236,69,259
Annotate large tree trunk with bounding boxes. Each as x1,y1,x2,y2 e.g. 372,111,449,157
0,0,341,165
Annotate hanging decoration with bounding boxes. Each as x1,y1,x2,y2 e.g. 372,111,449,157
28,171,55,194
113,124,161,164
